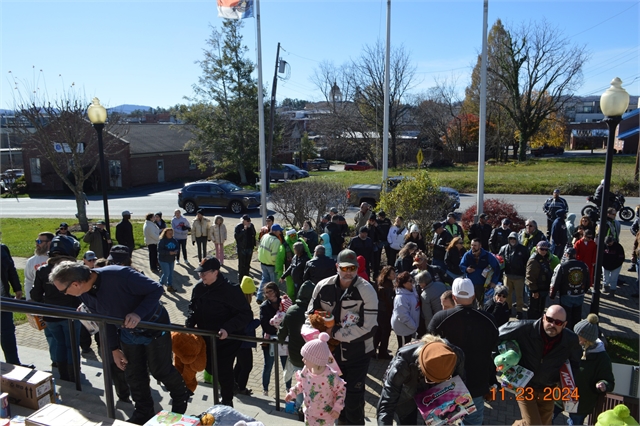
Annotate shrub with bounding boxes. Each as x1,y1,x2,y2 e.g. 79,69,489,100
269,180,349,230
460,198,526,233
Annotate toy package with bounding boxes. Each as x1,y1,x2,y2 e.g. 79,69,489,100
559,360,579,413
143,410,200,425
414,376,476,425
494,341,533,393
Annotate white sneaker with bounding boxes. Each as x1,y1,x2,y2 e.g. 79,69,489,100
176,259,180,264
262,390,268,396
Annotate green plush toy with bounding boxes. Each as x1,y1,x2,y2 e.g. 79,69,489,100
494,341,522,372
595,404,639,426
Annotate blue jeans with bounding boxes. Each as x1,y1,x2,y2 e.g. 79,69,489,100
44,326,58,363
261,346,288,392
462,395,485,425
46,320,81,364
0,311,20,365
159,260,174,286
259,264,277,301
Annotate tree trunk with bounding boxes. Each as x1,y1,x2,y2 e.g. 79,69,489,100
238,163,247,185
518,133,528,162
74,190,89,232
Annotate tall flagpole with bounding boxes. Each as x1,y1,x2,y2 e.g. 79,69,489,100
255,0,267,225
382,0,390,191
476,0,488,221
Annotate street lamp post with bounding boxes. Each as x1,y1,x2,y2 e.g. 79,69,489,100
87,98,111,234
590,78,629,315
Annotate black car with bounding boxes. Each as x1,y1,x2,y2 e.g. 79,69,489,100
308,158,331,171
178,180,261,214
531,145,564,157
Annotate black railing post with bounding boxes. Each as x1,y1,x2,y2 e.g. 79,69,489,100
98,320,115,419
68,319,82,391
274,342,281,411
211,332,220,405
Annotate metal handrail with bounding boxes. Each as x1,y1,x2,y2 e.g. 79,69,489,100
0,298,283,418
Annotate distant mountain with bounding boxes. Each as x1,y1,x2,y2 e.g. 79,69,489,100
0,109,14,115
108,104,152,114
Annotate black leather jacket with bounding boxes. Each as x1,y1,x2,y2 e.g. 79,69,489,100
377,339,466,425
498,319,581,389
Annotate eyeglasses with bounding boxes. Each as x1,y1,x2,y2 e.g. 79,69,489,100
339,265,357,272
59,282,73,295
35,239,50,244
538,248,548,252
545,315,566,326
496,294,507,299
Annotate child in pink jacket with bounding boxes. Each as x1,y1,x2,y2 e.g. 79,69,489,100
285,332,346,426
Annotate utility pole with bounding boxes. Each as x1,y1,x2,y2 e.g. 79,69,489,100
266,42,281,193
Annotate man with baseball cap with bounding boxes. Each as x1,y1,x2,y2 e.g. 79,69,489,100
498,232,529,319
83,220,112,259
56,222,78,241
115,211,135,257
443,212,464,240
428,278,498,425
186,257,252,407
526,240,553,320
83,251,98,266
377,335,465,425
308,249,378,424
489,218,512,254
468,213,492,250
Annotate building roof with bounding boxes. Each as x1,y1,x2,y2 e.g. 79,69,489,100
119,124,194,155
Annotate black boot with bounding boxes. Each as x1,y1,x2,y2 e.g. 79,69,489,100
67,364,76,383
57,362,70,381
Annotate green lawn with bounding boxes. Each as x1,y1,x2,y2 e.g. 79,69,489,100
310,156,637,195
607,336,639,366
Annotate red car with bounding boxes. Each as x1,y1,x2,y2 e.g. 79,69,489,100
344,161,373,171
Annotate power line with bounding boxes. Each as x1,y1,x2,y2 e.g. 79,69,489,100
567,2,640,39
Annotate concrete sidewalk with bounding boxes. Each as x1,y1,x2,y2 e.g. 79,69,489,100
5,238,639,424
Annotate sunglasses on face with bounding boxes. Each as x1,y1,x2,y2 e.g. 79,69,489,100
60,282,73,295
538,248,548,251
496,294,507,299
339,265,357,272
545,315,566,326
35,239,49,244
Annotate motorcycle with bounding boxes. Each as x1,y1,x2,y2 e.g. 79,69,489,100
581,191,635,222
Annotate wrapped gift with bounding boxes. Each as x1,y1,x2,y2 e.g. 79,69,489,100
414,375,476,425
300,324,319,342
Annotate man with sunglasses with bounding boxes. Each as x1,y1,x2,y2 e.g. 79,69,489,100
24,232,54,300
307,249,378,425
518,219,547,253
498,305,581,425
525,241,553,320
56,222,78,241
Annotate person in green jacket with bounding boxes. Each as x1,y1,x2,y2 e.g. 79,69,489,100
276,229,311,298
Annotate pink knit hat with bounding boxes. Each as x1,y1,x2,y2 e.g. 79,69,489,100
301,332,332,367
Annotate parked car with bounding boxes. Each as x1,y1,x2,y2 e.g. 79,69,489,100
308,158,331,171
531,145,564,157
269,164,309,181
178,180,261,214
344,161,373,171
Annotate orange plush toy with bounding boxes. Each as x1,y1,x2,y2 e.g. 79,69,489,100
308,311,340,353
171,332,207,393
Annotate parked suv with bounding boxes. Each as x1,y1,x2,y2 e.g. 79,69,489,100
269,164,309,181
308,158,331,170
178,180,261,214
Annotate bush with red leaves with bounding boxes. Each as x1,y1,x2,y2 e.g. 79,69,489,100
460,198,527,233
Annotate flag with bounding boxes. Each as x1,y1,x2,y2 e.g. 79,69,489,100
217,0,254,19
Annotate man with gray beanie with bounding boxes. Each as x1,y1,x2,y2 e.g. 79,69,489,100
550,247,589,329
498,232,529,319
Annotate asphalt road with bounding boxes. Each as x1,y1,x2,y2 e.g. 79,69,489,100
1,185,637,232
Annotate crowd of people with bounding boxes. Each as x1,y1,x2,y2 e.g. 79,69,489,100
1,192,638,425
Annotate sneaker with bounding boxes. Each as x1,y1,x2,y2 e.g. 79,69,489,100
176,259,181,264
167,286,176,293
262,390,269,396
237,388,253,396
628,265,637,272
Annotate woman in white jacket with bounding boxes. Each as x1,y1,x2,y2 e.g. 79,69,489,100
209,215,228,265
391,271,420,351
386,216,407,266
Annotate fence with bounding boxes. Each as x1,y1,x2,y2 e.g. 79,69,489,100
0,298,283,418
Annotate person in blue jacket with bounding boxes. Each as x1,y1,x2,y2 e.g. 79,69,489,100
459,238,500,305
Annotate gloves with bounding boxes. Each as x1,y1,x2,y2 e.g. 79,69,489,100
192,241,195,246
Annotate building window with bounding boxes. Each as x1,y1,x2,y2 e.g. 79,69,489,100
109,160,122,188
189,160,197,170
30,158,41,183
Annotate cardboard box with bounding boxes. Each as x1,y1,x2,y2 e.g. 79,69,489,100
414,376,476,426
27,403,137,426
143,411,200,426
0,363,54,410
26,315,46,331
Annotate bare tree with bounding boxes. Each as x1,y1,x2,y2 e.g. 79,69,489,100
10,77,125,231
488,19,588,161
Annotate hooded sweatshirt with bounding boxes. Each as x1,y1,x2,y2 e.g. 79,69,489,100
320,233,332,258
357,255,370,281
565,213,577,242
574,339,615,415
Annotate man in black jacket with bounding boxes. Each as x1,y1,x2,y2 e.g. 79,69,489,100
430,222,452,272
526,241,553,320
364,214,384,279
348,226,374,277
498,232,529,319
1,242,24,366
302,246,335,284
186,257,252,407
427,278,498,425
234,215,256,282
115,210,135,256
550,247,589,329
325,215,345,259
498,305,581,426
550,209,568,259
489,218,511,254
468,213,492,250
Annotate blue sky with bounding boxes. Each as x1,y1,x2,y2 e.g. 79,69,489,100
1,0,638,110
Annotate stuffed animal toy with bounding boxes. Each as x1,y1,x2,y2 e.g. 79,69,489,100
171,332,207,393
494,340,522,372
308,310,340,353
595,404,639,426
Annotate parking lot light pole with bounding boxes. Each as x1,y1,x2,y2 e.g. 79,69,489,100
591,77,629,315
87,98,111,234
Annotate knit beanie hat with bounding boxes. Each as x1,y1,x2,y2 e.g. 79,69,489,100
301,332,332,367
240,276,256,295
574,314,599,343
419,342,457,383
